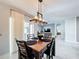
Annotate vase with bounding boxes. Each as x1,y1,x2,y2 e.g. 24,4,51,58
38,36,43,40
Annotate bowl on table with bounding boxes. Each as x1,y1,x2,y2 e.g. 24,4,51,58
26,40,37,45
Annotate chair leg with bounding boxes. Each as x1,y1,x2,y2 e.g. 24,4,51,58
47,55,50,59
49,56,50,59
46,55,49,59
53,46,55,56
51,56,53,59
50,55,53,59
53,40,55,56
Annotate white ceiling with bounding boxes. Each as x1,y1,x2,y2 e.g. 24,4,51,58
43,0,79,16
0,0,38,17
0,0,79,23
43,0,79,23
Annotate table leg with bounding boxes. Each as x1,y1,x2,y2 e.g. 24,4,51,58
35,52,42,59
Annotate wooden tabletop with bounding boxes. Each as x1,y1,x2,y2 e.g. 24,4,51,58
28,40,51,52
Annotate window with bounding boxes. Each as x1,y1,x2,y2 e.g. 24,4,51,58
24,18,35,40
24,21,30,40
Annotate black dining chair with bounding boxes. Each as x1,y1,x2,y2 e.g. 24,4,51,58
27,34,35,39
16,39,34,59
44,38,55,59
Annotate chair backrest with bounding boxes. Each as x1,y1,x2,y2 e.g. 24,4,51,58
43,32,52,39
16,39,29,59
27,34,34,39
50,38,55,49
50,38,55,55
44,37,55,56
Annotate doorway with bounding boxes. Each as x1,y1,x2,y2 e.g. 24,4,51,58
9,10,25,55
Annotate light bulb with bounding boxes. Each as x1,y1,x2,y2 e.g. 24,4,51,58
34,16,38,19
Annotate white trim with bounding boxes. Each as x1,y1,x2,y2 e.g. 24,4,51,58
9,16,14,56
65,40,79,45
75,17,77,42
9,16,12,56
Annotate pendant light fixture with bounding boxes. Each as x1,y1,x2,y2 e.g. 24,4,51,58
30,0,47,24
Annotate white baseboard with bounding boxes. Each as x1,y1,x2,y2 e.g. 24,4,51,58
0,52,10,58
12,50,18,54
65,40,79,46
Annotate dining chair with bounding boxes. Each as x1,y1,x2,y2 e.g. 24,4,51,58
44,38,55,59
27,34,35,39
16,39,34,59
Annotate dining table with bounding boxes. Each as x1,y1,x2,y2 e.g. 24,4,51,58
27,38,53,59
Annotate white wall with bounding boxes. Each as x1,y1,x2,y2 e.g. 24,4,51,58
12,11,24,39
0,0,37,17
11,11,24,53
0,4,10,55
0,4,25,55
65,17,76,43
44,17,77,43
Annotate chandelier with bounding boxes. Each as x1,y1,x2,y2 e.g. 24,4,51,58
30,0,47,24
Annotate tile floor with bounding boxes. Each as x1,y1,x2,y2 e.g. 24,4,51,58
0,36,79,59
54,36,79,59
